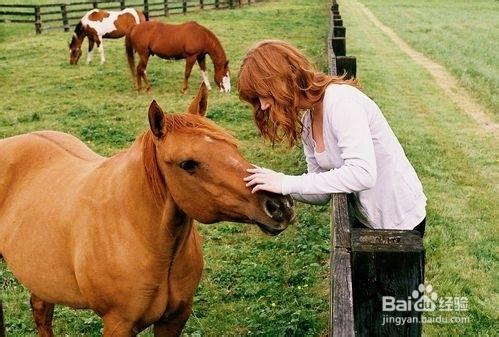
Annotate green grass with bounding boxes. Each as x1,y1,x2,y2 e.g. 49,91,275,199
0,0,498,336
358,0,499,122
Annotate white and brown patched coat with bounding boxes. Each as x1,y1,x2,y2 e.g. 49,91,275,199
69,8,147,65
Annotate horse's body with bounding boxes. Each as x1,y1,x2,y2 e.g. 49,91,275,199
69,8,147,65
125,21,230,93
0,86,293,336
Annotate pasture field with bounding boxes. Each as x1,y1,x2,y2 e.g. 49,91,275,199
359,0,499,122
0,0,497,336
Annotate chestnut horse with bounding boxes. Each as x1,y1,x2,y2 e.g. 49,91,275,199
125,21,231,93
69,8,147,65
0,84,294,336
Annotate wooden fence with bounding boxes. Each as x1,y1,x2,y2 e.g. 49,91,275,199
328,0,356,79
0,0,262,34
328,1,425,336
0,300,4,337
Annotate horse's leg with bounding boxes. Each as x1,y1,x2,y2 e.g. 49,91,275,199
153,305,192,337
137,53,151,92
97,36,105,65
197,54,212,91
87,37,95,64
30,293,55,337
102,313,136,337
182,55,197,94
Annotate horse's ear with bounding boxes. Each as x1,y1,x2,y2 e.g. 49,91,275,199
225,60,229,69
187,83,208,116
148,100,166,138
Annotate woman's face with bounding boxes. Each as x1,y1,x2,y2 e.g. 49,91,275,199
258,97,274,111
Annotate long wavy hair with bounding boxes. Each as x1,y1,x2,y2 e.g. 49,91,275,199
238,39,359,147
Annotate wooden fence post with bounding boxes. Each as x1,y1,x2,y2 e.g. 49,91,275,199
120,0,125,10
143,0,149,18
60,4,69,32
182,0,187,14
335,56,357,79
200,0,204,10
333,26,345,37
0,300,5,337
92,1,98,9
331,37,346,56
164,0,168,16
34,5,41,34
229,0,234,8
351,229,424,336
330,194,355,337
215,0,220,9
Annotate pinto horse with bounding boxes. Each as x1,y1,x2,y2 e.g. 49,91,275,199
125,21,231,93
69,8,147,65
0,84,294,336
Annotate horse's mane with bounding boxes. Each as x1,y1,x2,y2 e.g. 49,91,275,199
70,22,85,47
164,113,237,146
74,22,84,36
202,26,227,64
141,113,238,207
141,131,167,208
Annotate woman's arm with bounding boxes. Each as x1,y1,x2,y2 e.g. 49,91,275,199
245,98,377,197
282,98,377,195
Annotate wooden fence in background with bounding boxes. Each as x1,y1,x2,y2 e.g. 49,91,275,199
0,0,262,34
328,1,425,336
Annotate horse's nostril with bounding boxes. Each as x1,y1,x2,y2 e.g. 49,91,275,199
265,199,278,213
265,198,284,222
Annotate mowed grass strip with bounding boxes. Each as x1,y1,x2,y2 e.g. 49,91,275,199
344,0,498,336
1,1,333,336
358,0,499,122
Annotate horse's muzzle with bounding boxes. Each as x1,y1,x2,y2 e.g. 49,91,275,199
257,194,295,235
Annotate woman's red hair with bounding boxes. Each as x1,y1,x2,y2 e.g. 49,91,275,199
238,39,359,147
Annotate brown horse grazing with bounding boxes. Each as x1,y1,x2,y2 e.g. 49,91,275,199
0,84,294,336
69,8,147,65
125,21,231,94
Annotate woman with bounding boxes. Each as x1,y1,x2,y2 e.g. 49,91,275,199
239,40,427,236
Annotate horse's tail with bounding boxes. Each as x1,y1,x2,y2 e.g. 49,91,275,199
125,30,136,82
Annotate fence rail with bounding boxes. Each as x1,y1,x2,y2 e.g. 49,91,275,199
0,0,261,34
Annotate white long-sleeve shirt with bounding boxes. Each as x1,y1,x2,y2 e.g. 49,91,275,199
281,84,426,230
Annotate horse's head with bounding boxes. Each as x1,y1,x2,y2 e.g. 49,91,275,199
146,84,294,235
69,40,82,65
214,60,231,93
69,24,83,65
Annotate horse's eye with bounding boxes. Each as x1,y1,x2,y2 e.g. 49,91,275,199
179,160,199,173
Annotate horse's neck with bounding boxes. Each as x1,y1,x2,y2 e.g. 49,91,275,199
131,133,194,252
160,196,195,261
205,32,227,67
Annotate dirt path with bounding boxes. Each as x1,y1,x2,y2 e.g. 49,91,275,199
355,1,498,135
